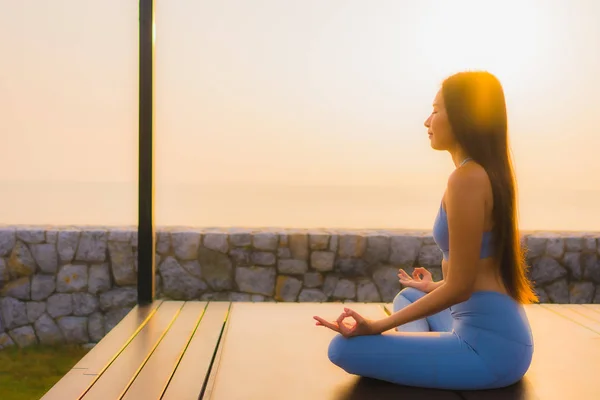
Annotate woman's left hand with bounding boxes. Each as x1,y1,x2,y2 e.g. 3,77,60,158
313,307,380,338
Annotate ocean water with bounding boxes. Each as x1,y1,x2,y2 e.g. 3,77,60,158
1,181,599,232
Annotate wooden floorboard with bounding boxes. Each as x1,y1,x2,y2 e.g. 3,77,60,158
161,301,230,400
39,369,97,400
40,301,163,400
81,301,184,400
541,303,600,335
121,301,208,399
43,301,600,400
565,304,600,323
201,303,232,400
582,304,600,313
76,301,163,374
204,302,462,400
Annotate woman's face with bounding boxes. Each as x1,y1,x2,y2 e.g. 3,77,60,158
424,89,455,151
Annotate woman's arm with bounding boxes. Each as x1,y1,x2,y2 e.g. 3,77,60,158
374,281,462,332
423,279,445,293
373,166,489,333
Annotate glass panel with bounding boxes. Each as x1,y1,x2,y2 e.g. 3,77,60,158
155,0,600,231
0,0,138,226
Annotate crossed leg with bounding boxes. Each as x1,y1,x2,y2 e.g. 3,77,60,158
325,287,501,390
327,329,495,390
392,287,453,332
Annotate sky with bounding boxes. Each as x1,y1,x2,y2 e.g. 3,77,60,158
1,0,599,231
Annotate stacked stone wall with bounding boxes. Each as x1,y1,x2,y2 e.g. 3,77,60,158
1,226,598,348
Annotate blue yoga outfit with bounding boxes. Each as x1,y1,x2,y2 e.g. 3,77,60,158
433,202,495,260
327,288,533,390
326,158,534,390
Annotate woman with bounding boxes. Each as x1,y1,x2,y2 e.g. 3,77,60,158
313,71,538,390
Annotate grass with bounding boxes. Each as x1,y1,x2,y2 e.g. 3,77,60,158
0,344,89,400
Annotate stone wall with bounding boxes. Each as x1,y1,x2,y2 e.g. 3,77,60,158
1,226,599,348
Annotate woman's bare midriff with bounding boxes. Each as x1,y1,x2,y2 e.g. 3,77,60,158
441,258,509,296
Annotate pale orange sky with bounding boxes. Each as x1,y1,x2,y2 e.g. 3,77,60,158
1,0,599,230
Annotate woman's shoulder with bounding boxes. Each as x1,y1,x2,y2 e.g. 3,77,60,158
446,161,490,198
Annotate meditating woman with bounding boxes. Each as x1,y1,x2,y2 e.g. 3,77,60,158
313,70,537,390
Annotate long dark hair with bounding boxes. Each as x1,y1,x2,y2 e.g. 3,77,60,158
441,71,538,304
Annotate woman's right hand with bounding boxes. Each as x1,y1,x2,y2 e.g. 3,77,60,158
398,267,435,292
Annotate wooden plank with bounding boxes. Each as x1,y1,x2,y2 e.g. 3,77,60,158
81,301,184,400
75,301,163,374
566,304,600,323
122,301,208,399
40,301,163,400
201,304,232,400
40,369,96,400
541,304,600,335
205,302,462,400
582,304,600,313
159,301,230,400
462,305,600,400
524,304,599,339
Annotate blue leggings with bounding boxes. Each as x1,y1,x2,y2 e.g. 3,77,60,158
327,288,534,390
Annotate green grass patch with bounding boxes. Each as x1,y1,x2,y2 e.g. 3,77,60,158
0,344,89,400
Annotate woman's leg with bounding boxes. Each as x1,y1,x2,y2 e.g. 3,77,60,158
327,331,500,390
327,290,532,390
392,288,429,332
392,287,453,332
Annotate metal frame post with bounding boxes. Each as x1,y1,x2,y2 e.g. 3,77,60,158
138,0,155,304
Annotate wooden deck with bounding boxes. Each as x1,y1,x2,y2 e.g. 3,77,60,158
41,301,600,400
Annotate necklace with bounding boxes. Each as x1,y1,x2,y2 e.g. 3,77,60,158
459,157,472,167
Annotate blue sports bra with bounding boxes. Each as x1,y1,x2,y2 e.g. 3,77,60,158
432,157,494,261
432,203,494,260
